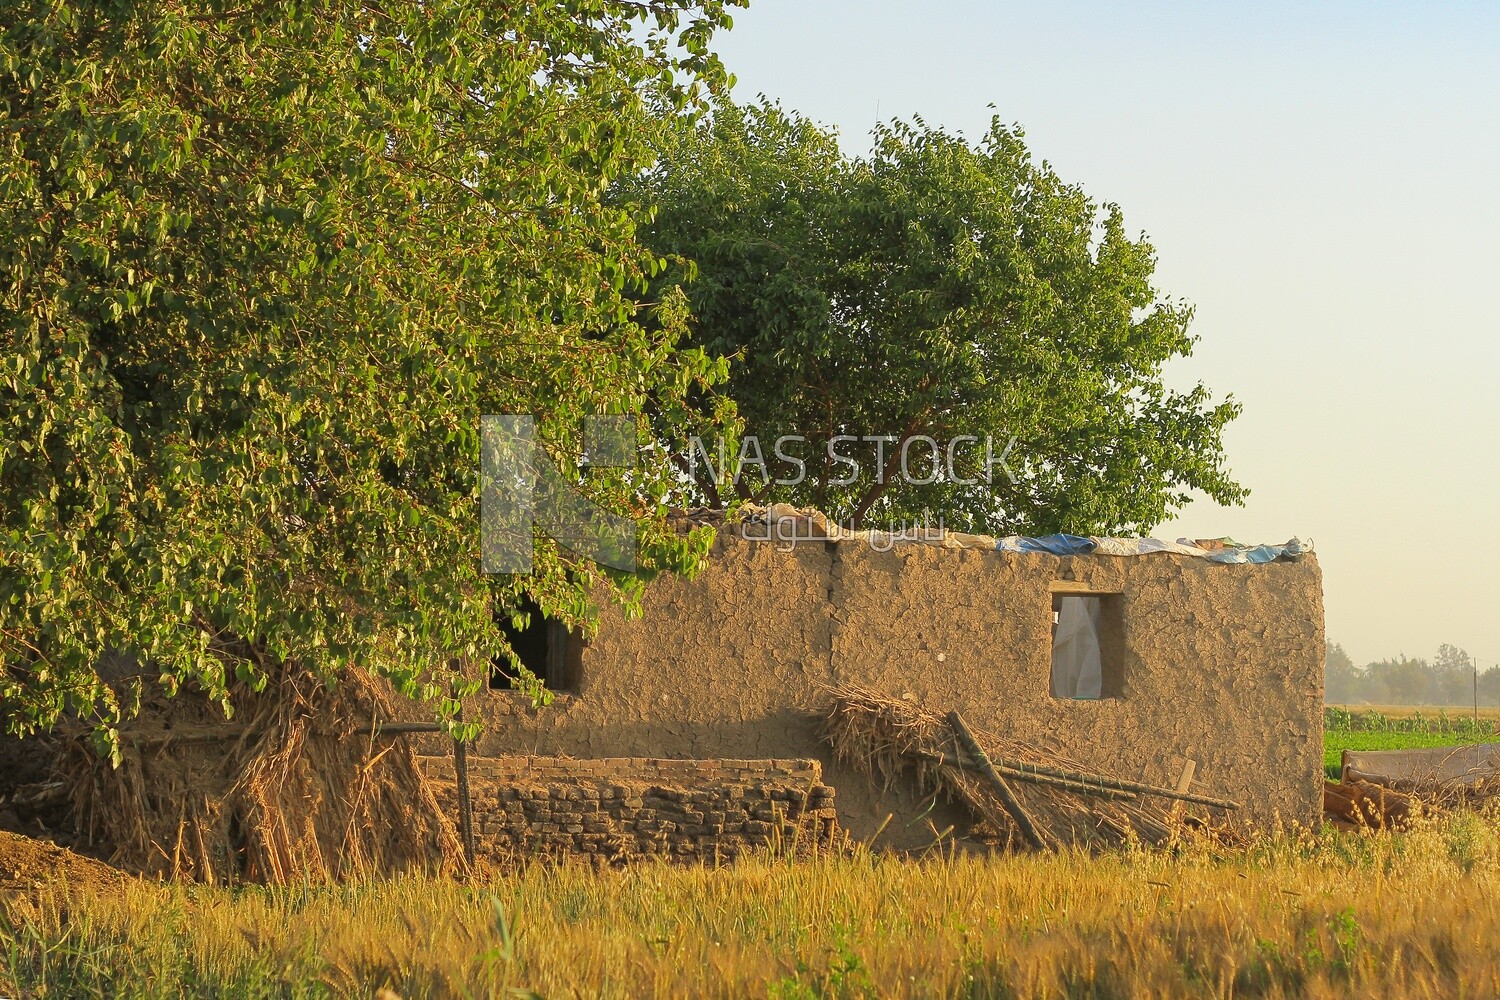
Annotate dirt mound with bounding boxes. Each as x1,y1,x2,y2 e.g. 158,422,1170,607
0,830,126,896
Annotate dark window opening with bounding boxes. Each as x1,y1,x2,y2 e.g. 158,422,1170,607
491,596,580,692
1049,592,1124,700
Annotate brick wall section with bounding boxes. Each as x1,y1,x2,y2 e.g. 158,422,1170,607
419,755,838,863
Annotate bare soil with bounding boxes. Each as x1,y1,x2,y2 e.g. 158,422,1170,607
0,829,127,896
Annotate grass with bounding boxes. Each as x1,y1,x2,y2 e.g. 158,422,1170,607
6,816,1500,998
6,710,1498,997
1323,706,1500,779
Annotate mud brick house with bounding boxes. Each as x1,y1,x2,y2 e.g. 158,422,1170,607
431,509,1324,856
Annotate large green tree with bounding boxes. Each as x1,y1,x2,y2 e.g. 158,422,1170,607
625,100,1246,534
0,1,742,744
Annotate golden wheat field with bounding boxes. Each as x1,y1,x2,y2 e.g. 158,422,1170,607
3,812,1500,999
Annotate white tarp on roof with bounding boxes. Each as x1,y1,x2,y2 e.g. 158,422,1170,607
738,505,1311,563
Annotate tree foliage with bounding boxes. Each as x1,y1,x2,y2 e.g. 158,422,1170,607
0,0,743,742
625,100,1246,534
1323,641,1361,704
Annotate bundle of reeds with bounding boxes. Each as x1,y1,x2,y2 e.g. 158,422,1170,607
821,684,1237,851
61,663,465,884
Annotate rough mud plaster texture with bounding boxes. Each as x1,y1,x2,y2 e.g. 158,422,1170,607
420,756,836,863
465,533,1324,841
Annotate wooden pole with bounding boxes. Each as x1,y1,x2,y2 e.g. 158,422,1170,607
453,707,475,867
66,720,449,745
985,754,1239,811
915,748,1231,809
997,766,1136,801
369,722,446,736
443,655,477,868
946,710,1048,851
914,750,1137,800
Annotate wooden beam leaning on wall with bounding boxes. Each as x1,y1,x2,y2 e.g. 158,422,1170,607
946,710,1050,851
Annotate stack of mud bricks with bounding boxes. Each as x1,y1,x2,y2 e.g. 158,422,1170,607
421,755,838,863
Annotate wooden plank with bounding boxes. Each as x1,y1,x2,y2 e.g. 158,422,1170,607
1343,744,1500,787
1047,581,1113,595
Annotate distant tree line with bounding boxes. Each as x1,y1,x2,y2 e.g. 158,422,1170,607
1325,642,1500,707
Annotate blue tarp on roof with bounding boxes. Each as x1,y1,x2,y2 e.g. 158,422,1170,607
997,534,1310,562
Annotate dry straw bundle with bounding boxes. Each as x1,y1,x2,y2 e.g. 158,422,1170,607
62,664,464,884
821,684,1236,851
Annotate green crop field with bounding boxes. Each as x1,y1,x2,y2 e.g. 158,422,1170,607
1323,707,1500,779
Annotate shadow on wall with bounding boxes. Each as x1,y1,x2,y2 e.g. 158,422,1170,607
471,707,827,760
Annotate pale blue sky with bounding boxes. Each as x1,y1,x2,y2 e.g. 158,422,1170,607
712,0,1500,665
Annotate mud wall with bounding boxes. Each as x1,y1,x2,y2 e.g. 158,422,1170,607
420,755,836,863
463,533,1324,842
